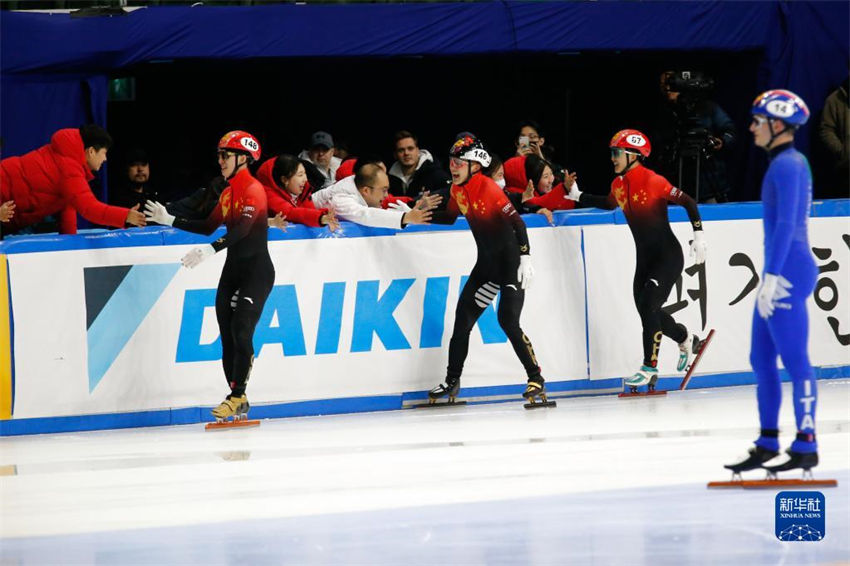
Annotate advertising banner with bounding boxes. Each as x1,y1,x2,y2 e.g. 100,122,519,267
8,227,587,418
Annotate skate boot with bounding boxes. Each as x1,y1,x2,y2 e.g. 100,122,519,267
428,377,460,405
677,333,701,372
764,449,819,480
523,377,556,409
724,445,780,480
211,394,250,422
624,365,659,393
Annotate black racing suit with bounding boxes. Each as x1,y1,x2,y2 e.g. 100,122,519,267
174,167,274,397
579,164,702,368
431,172,542,382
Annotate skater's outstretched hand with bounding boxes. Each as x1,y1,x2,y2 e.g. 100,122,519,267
182,244,215,269
565,179,582,201
518,255,535,290
690,231,707,264
387,200,411,212
144,200,174,226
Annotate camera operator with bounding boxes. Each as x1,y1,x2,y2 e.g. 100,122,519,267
653,70,736,203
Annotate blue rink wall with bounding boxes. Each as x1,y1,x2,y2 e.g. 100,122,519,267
1,200,848,436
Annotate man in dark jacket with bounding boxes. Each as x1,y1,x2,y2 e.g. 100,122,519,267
819,76,849,196
0,124,145,234
112,148,159,212
388,130,451,200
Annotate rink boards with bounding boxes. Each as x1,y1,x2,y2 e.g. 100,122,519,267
0,201,848,433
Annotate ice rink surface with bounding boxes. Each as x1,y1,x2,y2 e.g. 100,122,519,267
1,380,848,565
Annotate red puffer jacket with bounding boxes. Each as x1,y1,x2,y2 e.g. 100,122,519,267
503,155,576,211
0,128,130,234
256,158,328,227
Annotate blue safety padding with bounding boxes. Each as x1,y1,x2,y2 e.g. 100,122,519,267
2,200,845,255
2,368,846,436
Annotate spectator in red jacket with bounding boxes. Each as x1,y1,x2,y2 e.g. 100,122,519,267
256,154,338,232
0,125,145,234
504,154,578,214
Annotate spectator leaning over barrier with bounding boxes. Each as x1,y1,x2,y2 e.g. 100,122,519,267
0,124,146,234
388,130,452,200
256,153,338,232
503,154,578,225
331,155,416,211
144,130,273,424
298,131,341,189
311,162,438,229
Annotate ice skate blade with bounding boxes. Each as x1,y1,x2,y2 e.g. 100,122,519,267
618,390,667,398
412,400,467,409
707,478,837,489
205,419,260,431
523,400,557,410
680,328,715,390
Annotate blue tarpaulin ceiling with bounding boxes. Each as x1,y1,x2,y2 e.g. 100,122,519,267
1,1,848,159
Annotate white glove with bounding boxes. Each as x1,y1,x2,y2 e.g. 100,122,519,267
517,255,535,290
144,200,175,226
756,273,793,319
565,180,582,201
181,244,215,269
387,201,412,213
690,230,707,264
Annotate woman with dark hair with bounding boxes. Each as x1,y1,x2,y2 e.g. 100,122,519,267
514,120,550,159
503,154,577,222
255,153,338,231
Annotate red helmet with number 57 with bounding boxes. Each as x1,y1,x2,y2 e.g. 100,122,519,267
218,130,261,162
609,129,651,158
